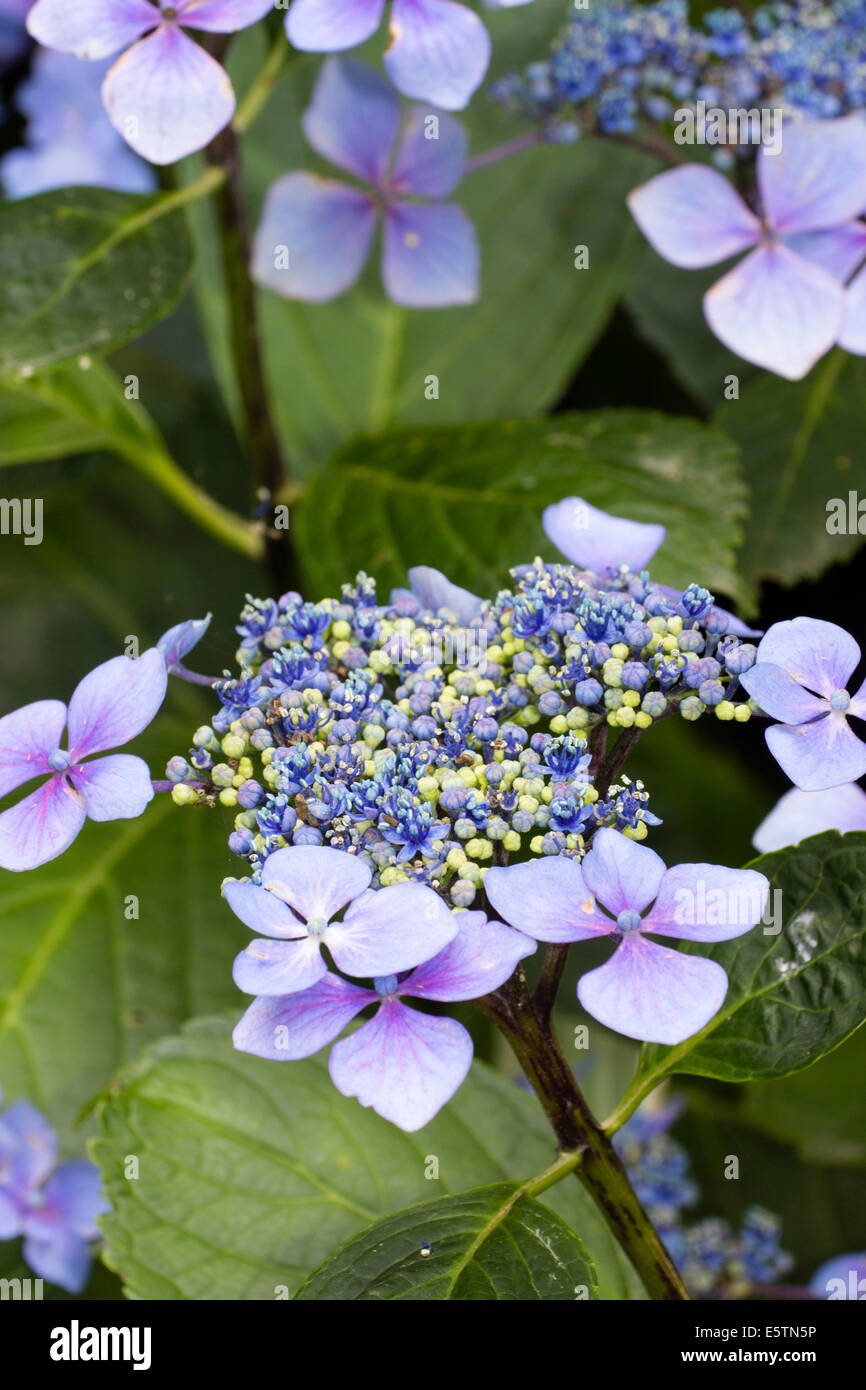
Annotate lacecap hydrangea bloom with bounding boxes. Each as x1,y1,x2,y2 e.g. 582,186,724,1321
252,58,478,308
0,1091,108,1293
26,0,274,164
0,649,166,870
285,0,533,111
628,116,866,379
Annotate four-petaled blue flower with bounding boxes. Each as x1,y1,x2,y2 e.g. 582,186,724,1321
252,58,479,308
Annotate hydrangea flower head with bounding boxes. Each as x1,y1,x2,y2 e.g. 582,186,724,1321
233,909,534,1129
285,0,507,111
628,116,866,379
0,1093,107,1293
741,618,866,791
26,0,275,164
486,828,769,1043
252,58,479,307
0,649,166,871
227,843,459,995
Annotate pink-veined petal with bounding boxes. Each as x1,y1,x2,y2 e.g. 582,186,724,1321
0,699,67,798
383,200,479,307
302,56,401,185
67,649,166,761
758,115,866,235
485,857,612,943
703,241,844,380
752,618,861,698
232,974,372,1060
753,784,866,853
644,864,769,942
766,715,866,792
577,934,729,1044
70,754,154,822
582,828,667,917
26,0,157,59
542,497,665,574
223,879,307,939
252,172,376,303
784,222,866,283
259,844,371,923
175,0,274,32
400,911,536,1000
386,0,491,111
40,1160,107,1240
0,776,86,872
739,663,829,723
326,881,457,978
329,999,473,1130
102,24,235,164
627,164,760,268
232,934,328,996
390,106,467,197
286,0,385,52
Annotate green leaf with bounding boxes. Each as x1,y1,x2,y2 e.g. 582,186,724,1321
93,1015,645,1300
0,747,241,1152
293,411,749,603
625,247,758,409
295,1182,597,1300
193,36,649,473
713,350,866,591
623,832,866,1109
0,188,194,375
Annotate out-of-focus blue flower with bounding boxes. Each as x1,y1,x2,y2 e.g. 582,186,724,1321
1,48,156,197
0,1090,108,1293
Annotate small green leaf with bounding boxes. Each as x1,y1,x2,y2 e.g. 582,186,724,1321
295,1183,597,1301
93,1015,644,1300
0,188,194,374
294,411,748,604
714,350,866,592
625,832,866,1107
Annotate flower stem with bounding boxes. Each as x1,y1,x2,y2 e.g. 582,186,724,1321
477,971,689,1300
464,130,543,175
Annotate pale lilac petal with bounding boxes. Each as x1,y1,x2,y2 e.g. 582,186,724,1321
0,1191,20,1240
582,828,667,917
739,663,828,723
848,675,866,721
0,777,86,872
67,649,166,761
577,934,729,1045
232,975,372,1060
839,263,866,355
232,935,327,996
70,754,154,822
406,566,483,623
327,881,457,977
157,613,211,669
176,0,275,31
704,242,844,380
0,1101,57,1188
0,700,67,798
766,716,866,792
102,25,235,165
752,618,861,698
627,165,760,268
259,845,371,923
391,107,467,197
644,865,769,942
386,0,491,110
26,0,156,59
23,1230,91,1294
753,784,866,853
252,172,376,303
329,999,472,1130
40,1161,107,1240
485,858,613,943
302,57,401,185
286,0,384,51
223,879,306,939
543,497,665,575
811,1254,866,1299
784,223,866,282
383,201,479,307
400,911,536,1001
758,116,866,235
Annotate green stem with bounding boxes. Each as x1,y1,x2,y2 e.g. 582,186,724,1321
477,973,689,1301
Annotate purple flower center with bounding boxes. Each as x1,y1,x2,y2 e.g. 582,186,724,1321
306,915,328,938
160,4,178,19
48,748,72,773
374,975,399,997
616,908,643,934
829,689,851,712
